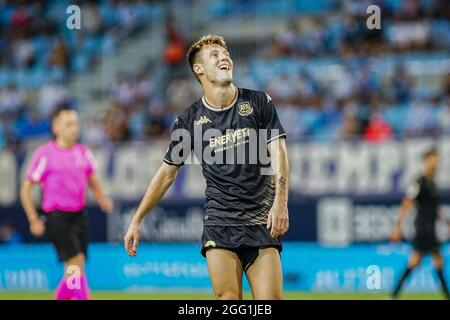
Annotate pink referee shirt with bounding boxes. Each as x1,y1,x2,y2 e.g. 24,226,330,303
25,141,97,213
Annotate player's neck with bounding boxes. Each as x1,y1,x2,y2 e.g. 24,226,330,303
54,138,74,149
423,170,434,179
203,84,237,109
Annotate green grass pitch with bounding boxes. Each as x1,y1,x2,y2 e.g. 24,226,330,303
0,291,446,300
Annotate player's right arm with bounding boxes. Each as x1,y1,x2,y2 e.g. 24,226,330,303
124,162,180,256
390,197,415,242
21,147,48,238
20,179,45,237
390,180,420,242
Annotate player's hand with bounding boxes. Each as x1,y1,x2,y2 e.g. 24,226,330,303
267,203,289,238
124,222,140,257
99,196,113,213
30,219,45,237
390,226,402,242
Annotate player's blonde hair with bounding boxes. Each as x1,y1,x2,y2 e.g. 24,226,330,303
186,34,228,83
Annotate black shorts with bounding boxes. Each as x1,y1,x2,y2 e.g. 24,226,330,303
413,232,440,255
201,224,282,272
44,210,89,262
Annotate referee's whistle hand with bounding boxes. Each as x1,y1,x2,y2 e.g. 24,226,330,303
30,220,45,237
124,222,140,257
99,197,114,213
389,227,402,242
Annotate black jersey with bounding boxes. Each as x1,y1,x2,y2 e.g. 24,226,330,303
163,87,286,226
406,175,439,235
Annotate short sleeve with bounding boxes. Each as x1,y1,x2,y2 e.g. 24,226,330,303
25,147,48,183
163,116,192,166
83,147,97,176
260,93,287,143
406,181,420,200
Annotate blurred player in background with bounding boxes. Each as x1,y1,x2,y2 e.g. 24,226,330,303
124,34,290,300
20,107,113,300
390,148,450,300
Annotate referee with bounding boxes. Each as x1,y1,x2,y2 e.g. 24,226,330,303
390,148,450,300
20,107,113,300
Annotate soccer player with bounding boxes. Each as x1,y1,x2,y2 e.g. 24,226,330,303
20,107,113,300
390,148,450,300
124,34,290,300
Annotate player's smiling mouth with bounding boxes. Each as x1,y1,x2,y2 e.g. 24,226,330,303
218,64,230,71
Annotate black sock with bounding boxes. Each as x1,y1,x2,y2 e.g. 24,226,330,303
392,267,412,298
436,268,450,300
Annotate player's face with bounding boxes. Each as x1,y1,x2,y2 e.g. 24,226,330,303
425,154,438,175
53,111,79,145
197,45,233,86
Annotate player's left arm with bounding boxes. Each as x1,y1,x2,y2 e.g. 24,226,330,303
88,174,113,213
438,208,450,231
267,137,290,238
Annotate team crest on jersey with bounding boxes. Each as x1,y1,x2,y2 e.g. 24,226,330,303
238,102,253,116
196,115,212,125
204,240,216,248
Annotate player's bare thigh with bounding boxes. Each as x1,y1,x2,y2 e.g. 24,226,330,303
408,250,423,269
206,248,243,300
431,252,444,269
245,247,283,300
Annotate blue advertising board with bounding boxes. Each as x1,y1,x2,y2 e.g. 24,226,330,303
0,243,449,293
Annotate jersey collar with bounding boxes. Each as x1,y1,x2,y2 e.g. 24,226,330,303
202,87,239,112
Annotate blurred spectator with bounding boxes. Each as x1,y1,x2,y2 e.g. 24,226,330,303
112,73,135,107
166,75,201,112
390,65,414,104
81,119,109,148
333,67,357,101
0,124,5,149
339,103,362,141
128,104,146,140
405,97,438,137
277,106,306,139
438,104,450,135
144,116,168,138
0,84,26,115
114,0,139,38
266,21,299,57
364,112,392,142
266,73,298,105
48,37,70,69
296,72,319,106
11,34,36,68
103,100,130,142
164,22,185,66
0,222,23,244
163,20,186,92
38,80,71,117
234,63,257,89
13,107,51,140
9,6,33,35
134,71,153,106
81,2,103,36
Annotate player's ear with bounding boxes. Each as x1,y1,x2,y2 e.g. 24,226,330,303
193,63,204,77
51,118,59,136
